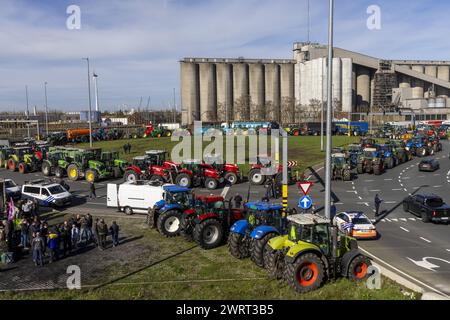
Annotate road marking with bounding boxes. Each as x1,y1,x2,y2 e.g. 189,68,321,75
400,227,410,232
352,186,356,190
400,183,404,187
402,177,411,180
391,218,398,222
446,249,450,253
384,178,393,181
417,175,425,178
364,203,370,207
358,196,363,200
347,191,357,193
404,188,408,192
400,218,407,222
335,202,344,205
408,218,416,221
392,188,402,191
420,237,432,243
369,190,381,192
381,219,386,222
385,201,397,204
433,185,443,188
385,218,391,222
364,180,374,182
433,174,441,176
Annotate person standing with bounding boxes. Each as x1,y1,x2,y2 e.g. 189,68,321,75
127,143,132,154
31,232,45,267
109,221,120,247
86,213,93,242
47,229,60,263
330,201,337,220
374,194,383,217
93,218,100,247
97,219,108,250
60,222,71,257
19,219,30,249
71,224,79,250
89,182,96,199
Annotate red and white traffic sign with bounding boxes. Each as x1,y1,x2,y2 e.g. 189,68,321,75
298,181,313,195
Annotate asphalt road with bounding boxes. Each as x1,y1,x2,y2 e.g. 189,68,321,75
2,141,450,296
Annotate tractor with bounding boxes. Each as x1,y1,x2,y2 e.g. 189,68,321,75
405,137,434,157
360,137,376,148
387,139,412,162
356,148,384,175
146,185,192,237
346,144,362,168
429,136,443,152
228,202,285,267
82,149,128,183
8,147,42,173
248,155,293,186
181,195,244,250
123,150,179,183
331,153,351,181
41,147,73,177
376,144,398,169
175,160,223,190
203,153,242,185
264,214,372,293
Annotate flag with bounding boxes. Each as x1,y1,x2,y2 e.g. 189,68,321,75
7,198,15,221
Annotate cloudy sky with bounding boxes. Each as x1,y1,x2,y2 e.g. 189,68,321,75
0,0,449,112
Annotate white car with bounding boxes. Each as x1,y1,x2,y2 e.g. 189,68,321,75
21,181,72,207
4,179,21,201
333,211,377,239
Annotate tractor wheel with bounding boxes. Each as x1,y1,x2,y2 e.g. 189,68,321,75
67,164,80,181
18,162,27,174
347,255,371,281
343,169,351,181
373,165,381,176
387,158,394,169
156,210,182,237
150,175,164,184
250,233,277,268
249,169,265,185
55,167,65,178
124,170,139,183
180,215,195,242
175,173,192,188
438,143,443,152
429,148,435,156
265,248,285,279
85,169,98,183
193,218,223,250
285,253,325,293
356,163,363,174
8,159,17,172
204,178,218,190
433,144,438,152
417,147,426,157
401,153,407,163
42,162,51,176
227,232,250,259
224,172,238,185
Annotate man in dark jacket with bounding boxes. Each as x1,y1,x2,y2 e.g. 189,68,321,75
32,232,45,266
374,194,383,217
60,221,72,256
89,182,96,199
109,221,120,247
97,219,108,250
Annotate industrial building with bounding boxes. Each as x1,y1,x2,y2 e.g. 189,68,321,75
180,42,450,126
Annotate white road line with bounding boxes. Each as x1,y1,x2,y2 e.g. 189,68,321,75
381,219,386,222
446,249,450,253
400,218,407,222
417,175,425,178
400,227,410,233
385,218,391,222
420,237,432,243
433,185,443,188
385,201,397,204
391,218,398,222
335,202,344,205
369,190,381,192
364,180,374,182
408,218,416,221
347,191,357,193
433,174,441,176
392,188,402,191
402,177,411,180
404,188,408,192
384,178,393,181
358,196,363,200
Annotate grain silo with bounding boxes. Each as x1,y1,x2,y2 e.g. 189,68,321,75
180,61,200,125
199,62,217,122
216,63,233,122
265,63,280,122
280,63,295,124
232,63,249,121
249,63,265,121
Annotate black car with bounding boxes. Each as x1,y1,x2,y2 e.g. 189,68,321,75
403,194,450,223
418,159,440,172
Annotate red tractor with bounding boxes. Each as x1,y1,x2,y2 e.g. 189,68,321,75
123,150,180,183
175,160,223,190
248,155,292,186
203,154,242,185
180,195,244,250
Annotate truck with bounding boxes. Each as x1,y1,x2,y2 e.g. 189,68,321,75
334,122,369,136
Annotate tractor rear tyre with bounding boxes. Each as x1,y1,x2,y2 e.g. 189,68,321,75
387,158,394,169
193,218,223,250
373,165,381,176
156,210,182,237
204,178,218,190
18,162,27,174
265,248,285,279
417,148,426,157
227,232,250,259
124,170,139,183
180,215,195,242
285,253,325,293
42,162,51,176
347,255,371,281
175,173,192,188
250,233,277,268
343,169,351,181
249,169,265,185
224,172,238,185
356,163,363,174
55,167,65,178
150,175,164,184
67,164,80,181
8,159,17,172
85,169,98,183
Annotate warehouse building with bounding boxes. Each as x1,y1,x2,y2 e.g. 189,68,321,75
180,42,450,125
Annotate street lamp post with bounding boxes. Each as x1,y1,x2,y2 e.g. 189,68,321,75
93,72,99,112
25,85,30,139
324,0,334,220
44,82,49,137
82,58,93,147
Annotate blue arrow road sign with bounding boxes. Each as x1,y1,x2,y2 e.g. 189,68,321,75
298,196,312,210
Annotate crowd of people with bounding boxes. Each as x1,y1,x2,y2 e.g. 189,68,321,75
0,207,120,267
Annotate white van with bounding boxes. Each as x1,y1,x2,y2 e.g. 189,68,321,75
107,181,167,215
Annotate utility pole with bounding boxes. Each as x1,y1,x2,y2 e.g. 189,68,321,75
82,58,93,147
173,88,176,123
320,59,325,152
93,72,100,112
25,85,30,139
44,82,49,137
324,0,334,220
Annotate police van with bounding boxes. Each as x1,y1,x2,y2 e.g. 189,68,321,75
21,180,72,207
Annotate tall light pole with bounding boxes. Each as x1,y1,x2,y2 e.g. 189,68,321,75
320,59,325,152
93,72,100,112
324,0,334,220
44,82,49,137
25,85,30,139
82,58,93,147
173,88,176,123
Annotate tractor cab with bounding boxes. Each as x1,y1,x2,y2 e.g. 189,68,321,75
13,147,33,158
182,159,204,174
256,155,272,168
361,148,378,159
162,185,192,207
360,137,376,148
194,195,226,213
244,202,285,230
331,153,347,165
145,150,168,166
203,153,224,170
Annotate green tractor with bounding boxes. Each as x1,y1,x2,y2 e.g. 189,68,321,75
7,147,42,173
356,148,384,175
331,153,352,181
41,147,76,178
84,150,128,183
264,214,372,293
66,149,98,181
388,139,412,162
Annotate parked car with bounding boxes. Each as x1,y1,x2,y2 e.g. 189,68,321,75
418,159,440,172
4,179,21,201
21,180,72,207
333,211,377,239
403,194,450,223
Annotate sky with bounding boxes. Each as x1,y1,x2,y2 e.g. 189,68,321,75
1,0,450,113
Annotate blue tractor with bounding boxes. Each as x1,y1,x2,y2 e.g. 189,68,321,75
228,202,286,268
147,185,193,237
405,137,434,157
376,144,397,169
